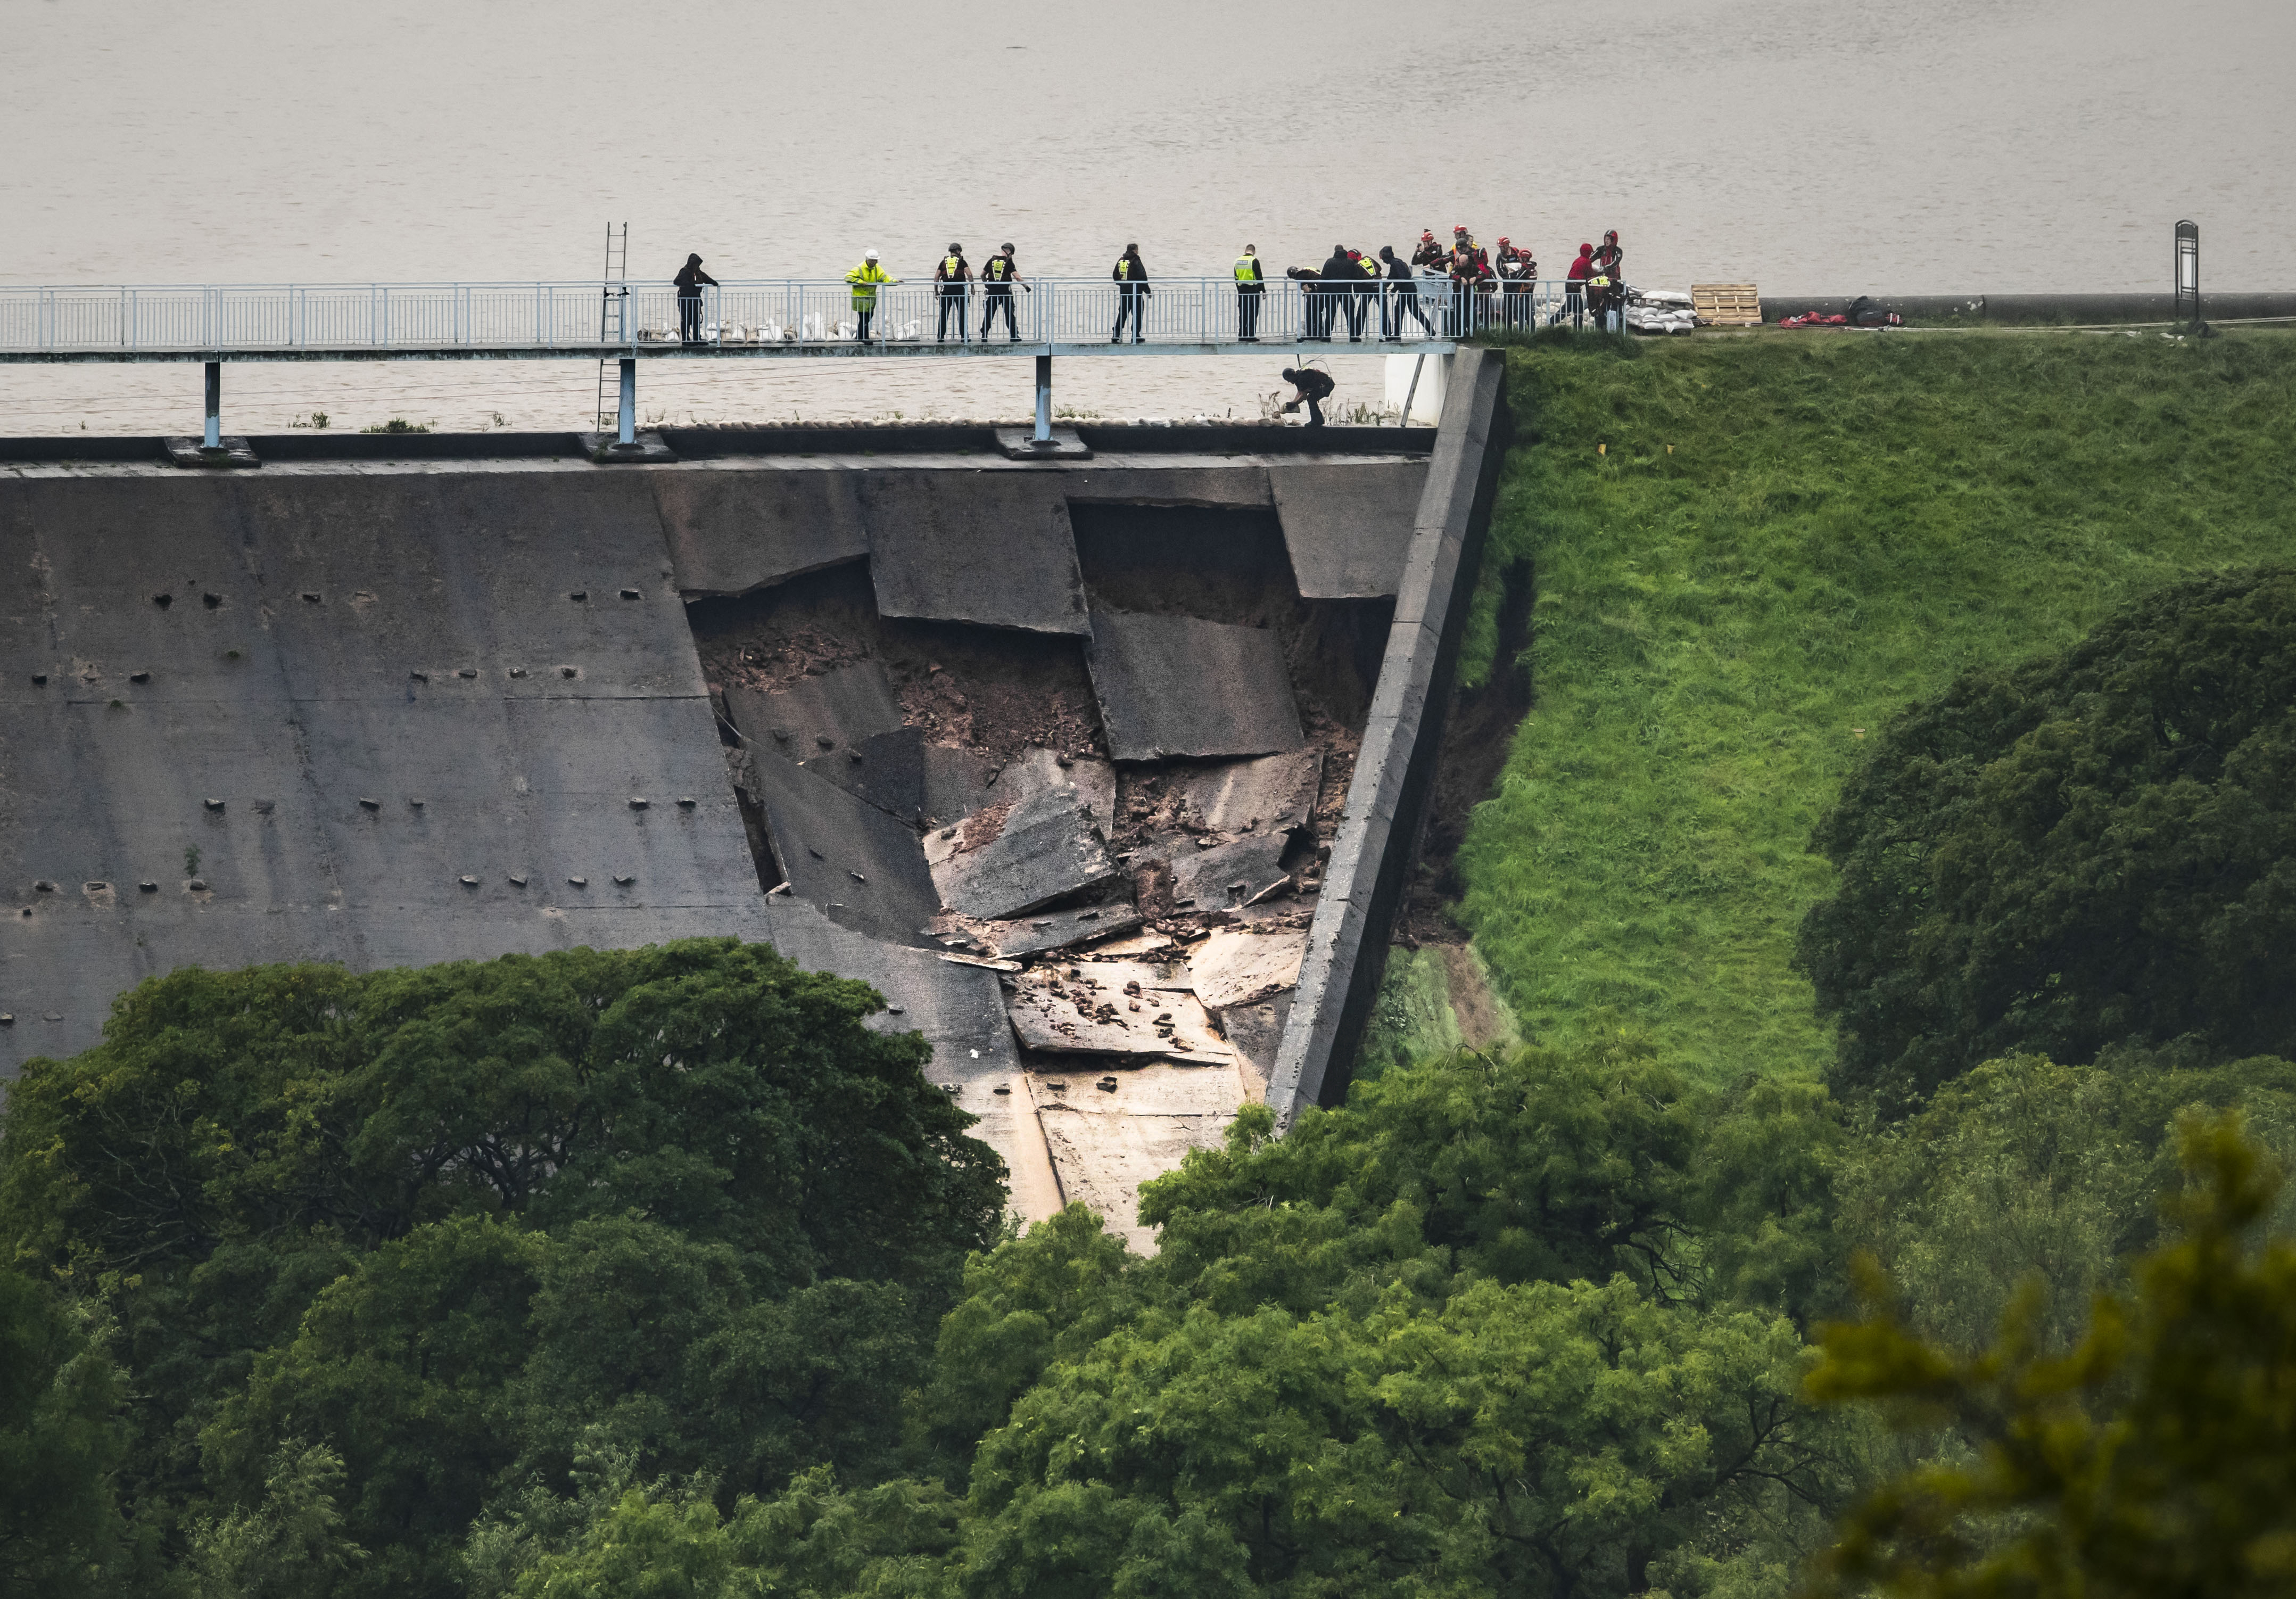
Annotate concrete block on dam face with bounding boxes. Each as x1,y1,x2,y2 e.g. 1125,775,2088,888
722,660,907,763
1084,609,1304,762
739,748,941,943
653,467,870,598
0,469,764,1075
928,785,1123,923
859,474,1089,635
1268,461,1428,599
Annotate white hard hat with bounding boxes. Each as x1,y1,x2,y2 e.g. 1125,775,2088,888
864,248,879,260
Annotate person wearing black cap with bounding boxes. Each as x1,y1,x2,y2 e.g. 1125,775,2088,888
1110,243,1151,343
1320,245,1358,341
934,244,973,343
673,253,718,347
1280,365,1335,428
1378,245,1436,339
980,244,1028,341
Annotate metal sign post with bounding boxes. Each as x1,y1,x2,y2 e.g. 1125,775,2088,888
2175,220,2200,327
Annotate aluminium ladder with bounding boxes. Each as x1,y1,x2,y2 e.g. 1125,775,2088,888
593,222,629,431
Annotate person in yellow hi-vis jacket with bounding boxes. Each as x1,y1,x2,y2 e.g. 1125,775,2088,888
846,250,898,343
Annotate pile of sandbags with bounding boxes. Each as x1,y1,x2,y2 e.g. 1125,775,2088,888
1625,288,1698,335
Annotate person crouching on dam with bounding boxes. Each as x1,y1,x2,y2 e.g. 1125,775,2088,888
1280,365,1335,427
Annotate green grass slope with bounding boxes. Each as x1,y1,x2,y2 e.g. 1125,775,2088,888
1453,329,2296,1086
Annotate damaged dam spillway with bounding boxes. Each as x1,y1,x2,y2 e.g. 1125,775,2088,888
0,352,1507,1243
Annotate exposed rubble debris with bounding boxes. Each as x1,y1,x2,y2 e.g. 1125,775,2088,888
685,504,1395,1247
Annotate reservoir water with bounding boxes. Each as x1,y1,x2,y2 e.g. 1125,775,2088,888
4,0,2289,434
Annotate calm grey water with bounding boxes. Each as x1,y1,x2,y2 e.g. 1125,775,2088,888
5,0,2289,433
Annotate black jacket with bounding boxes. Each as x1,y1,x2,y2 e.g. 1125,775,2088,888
673,262,717,295
1291,368,1335,400
1113,252,1150,287
1320,250,1356,282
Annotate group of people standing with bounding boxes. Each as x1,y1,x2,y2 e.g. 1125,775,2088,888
665,227,1627,347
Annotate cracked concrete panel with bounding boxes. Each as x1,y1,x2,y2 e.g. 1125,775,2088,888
1188,928,1308,1010
1031,1064,1247,1251
740,751,940,944
1158,831,1291,912
928,785,1122,922
1213,989,1292,1098
1084,610,1303,761
1268,460,1428,599
722,660,906,761
757,895,1053,1212
1173,749,1324,837
861,474,1088,634
653,468,868,597
929,903,1145,961
1006,962,1229,1062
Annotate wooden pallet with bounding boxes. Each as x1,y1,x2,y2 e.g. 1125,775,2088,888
1691,284,1763,327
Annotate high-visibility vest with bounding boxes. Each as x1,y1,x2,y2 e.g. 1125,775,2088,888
943,256,963,280
1115,259,1133,279
986,258,1012,281
1234,257,1257,283
847,262,889,303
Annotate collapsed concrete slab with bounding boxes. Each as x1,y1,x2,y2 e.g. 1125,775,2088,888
928,785,1122,922
1005,961,1229,1062
739,751,940,943
1187,927,1308,1010
1269,460,1431,599
861,474,1089,635
1084,610,1304,761
722,658,906,760
654,467,869,597
1212,989,1292,1097
1173,749,1325,837
1029,1065,1249,1251
1162,831,1291,911
928,902,1146,961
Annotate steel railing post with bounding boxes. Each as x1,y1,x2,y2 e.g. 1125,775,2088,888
203,360,220,449
1035,354,1052,443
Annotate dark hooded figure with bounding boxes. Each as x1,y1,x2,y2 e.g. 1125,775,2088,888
1280,365,1335,427
1314,245,1356,341
674,254,718,346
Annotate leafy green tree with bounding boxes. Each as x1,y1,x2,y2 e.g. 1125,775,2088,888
0,940,1002,1592
185,1440,365,1599
505,1468,962,1599
0,1269,128,1596
1797,567,2296,1108
1807,1112,2296,1596
1831,1050,2296,1355
936,1048,1847,1598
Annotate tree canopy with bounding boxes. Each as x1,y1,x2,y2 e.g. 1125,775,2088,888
1796,566,2296,1109
0,939,1003,1599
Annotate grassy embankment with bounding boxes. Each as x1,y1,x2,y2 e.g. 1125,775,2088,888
1396,328,2296,1087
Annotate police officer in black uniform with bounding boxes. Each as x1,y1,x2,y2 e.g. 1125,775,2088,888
934,244,972,343
980,244,1028,341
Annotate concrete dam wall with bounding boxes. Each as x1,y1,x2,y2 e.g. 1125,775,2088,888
1,361,1507,1239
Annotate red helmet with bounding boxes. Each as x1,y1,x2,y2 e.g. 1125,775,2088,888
1579,242,1593,253
1498,236,1510,246
1420,230,1434,241
1452,224,1468,234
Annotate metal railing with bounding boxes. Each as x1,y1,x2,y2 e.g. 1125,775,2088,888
0,275,1604,357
